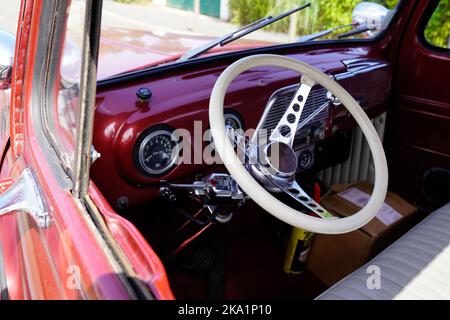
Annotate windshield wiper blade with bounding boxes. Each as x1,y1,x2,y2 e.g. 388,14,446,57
177,3,310,63
337,25,371,39
297,23,354,42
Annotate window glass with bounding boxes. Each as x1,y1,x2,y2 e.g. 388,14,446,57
0,0,21,34
0,0,21,146
424,0,450,49
97,0,400,80
48,2,86,173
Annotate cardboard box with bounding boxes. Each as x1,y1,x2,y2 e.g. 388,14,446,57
307,182,418,286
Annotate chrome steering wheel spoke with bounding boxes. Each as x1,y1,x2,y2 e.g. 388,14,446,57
278,180,334,219
247,160,335,220
269,75,316,147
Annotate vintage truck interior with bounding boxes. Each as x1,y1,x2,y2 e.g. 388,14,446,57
75,0,449,299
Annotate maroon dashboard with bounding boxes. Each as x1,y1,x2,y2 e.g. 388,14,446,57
91,44,392,211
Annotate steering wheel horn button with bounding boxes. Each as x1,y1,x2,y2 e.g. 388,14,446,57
264,142,298,177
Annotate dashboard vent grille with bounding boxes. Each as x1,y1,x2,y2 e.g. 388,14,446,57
261,85,329,137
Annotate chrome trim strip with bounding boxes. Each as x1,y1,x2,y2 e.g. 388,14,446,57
334,58,389,81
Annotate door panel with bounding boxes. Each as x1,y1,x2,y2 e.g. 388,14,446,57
0,0,174,300
386,0,450,211
0,0,137,299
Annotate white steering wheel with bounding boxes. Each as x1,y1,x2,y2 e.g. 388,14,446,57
209,54,388,234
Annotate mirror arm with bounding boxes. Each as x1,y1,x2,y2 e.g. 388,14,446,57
0,169,50,229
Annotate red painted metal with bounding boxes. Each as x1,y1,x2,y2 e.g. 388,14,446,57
9,0,31,158
0,0,164,300
0,1,173,299
0,178,13,193
91,45,392,209
385,0,450,210
88,182,175,299
97,26,274,80
90,0,422,211
2,0,444,301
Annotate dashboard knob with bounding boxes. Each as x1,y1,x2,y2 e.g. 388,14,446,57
136,87,152,102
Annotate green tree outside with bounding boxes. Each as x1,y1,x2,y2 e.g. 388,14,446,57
230,0,448,48
424,0,449,49
113,0,448,48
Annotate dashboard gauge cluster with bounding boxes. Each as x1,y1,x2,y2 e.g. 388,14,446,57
298,149,314,170
294,142,315,172
134,111,243,178
134,127,180,177
224,111,244,131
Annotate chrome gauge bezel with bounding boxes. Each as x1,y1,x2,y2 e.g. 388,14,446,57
134,128,180,177
224,112,244,131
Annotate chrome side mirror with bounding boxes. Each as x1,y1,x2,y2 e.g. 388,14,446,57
0,30,15,90
352,2,392,32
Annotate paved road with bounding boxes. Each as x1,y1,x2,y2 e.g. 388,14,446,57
99,0,289,43
0,1,21,34
0,0,289,43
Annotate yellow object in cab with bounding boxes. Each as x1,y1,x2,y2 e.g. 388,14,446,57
283,227,315,274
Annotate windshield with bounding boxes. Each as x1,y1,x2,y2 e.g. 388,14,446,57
90,0,402,80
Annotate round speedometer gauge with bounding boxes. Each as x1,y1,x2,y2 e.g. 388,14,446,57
135,128,180,176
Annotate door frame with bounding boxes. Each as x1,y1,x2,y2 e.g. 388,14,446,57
0,0,173,299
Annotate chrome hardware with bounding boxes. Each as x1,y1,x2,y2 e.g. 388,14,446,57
248,141,298,192
160,174,244,225
90,146,101,164
352,2,391,32
269,76,315,147
160,173,245,201
327,91,342,106
0,169,50,228
280,180,334,219
193,173,245,200
252,82,328,149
